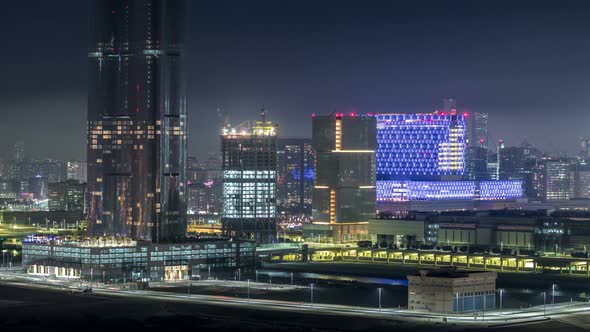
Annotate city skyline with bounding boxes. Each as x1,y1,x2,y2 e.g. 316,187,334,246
1,0,590,161
3,2,590,331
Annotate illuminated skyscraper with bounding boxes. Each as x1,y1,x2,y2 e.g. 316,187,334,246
87,0,188,242
277,138,314,215
376,112,466,181
221,114,279,244
375,112,523,207
536,158,571,201
307,112,376,242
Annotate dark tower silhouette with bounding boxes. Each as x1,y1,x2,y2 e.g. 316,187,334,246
87,0,188,242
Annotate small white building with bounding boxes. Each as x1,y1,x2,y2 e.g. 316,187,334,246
408,269,496,313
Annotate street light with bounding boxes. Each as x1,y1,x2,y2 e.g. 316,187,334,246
552,284,556,304
378,288,382,311
544,290,549,314
499,289,504,316
310,283,314,307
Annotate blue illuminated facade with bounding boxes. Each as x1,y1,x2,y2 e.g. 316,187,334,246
376,112,466,181
479,180,524,200
377,180,523,201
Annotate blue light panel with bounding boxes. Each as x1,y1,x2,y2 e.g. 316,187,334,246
376,113,466,179
377,180,523,201
479,180,523,200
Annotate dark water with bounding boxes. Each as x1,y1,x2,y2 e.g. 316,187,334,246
162,265,590,310
243,268,590,309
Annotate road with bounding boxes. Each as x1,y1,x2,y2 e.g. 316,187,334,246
1,269,590,329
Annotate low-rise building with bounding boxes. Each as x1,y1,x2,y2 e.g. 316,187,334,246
408,269,496,313
22,236,255,282
368,219,425,247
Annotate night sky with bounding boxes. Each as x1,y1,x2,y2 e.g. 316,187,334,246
1,0,590,161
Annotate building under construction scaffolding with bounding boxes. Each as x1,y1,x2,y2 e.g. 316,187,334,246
221,110,279,244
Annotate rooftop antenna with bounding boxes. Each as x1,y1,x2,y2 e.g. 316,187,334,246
260,106,267,122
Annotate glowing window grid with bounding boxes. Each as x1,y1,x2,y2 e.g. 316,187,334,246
376,113,466,178
377,180,523,201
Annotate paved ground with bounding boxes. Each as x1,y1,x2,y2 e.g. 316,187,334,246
0,282,436,332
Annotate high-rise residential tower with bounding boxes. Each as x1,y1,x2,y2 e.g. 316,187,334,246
87,0,188,242
48,180,87,212
221,114,279,244
536,158,571,201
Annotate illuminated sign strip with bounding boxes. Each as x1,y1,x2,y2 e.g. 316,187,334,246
331,150,375,153
377,180,523,201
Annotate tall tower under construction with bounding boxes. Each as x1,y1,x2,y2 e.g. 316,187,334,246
221,111,279,244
